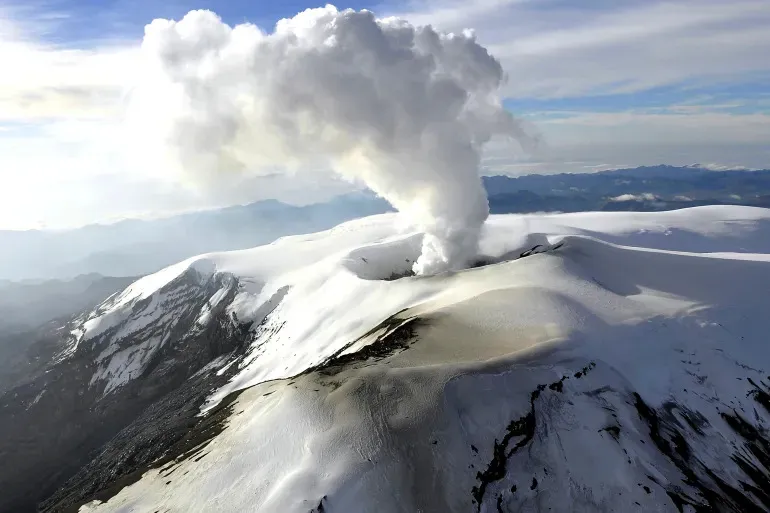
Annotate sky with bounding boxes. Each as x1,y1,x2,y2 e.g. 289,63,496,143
1,0,769,230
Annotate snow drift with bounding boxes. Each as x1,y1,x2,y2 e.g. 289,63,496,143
130,6,532,275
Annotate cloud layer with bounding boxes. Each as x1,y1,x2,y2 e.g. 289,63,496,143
392,0,770,98
131,7,529,274
1,0,769,230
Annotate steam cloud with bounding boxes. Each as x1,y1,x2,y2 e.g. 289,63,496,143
132,6,531,274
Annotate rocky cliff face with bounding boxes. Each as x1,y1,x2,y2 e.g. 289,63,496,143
0,267,250,513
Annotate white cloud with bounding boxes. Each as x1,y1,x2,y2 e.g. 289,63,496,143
538,111,770,145
477,107,770,175
690,163,755,172
0,7,139,122
387,0,770,98
0,7,363,230
610,193,658,202
129,7,532,274
390,0,530,30
1,1,769,230
0,7,149,229
382,0,770,175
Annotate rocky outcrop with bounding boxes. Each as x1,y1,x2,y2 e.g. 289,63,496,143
0,268,251,513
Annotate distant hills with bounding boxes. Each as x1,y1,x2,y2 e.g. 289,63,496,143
0,273,137,394
0,273,137,332
2,165,769,280
0,194,391,281
483,165,770,214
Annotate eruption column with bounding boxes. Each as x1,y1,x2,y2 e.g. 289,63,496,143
133,6,531,274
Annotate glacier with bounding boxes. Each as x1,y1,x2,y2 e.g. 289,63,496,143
22,206,770,512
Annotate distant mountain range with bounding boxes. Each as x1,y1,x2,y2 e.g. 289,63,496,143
0,194,391,281
483,164,770,214
2,164,770,281
0,274,137,332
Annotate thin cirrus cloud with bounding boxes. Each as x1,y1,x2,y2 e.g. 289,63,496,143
0,0,769,229
0,4,139,123
387,0,770,174
389,0,770,98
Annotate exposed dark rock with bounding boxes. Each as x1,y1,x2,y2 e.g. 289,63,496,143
310,495,327,513
600,425,621,440
470,361,769,513
310,313,423,377
634,392,770,512
470,387,537,509
384,270,416,281
747,378,770,414
471,363,597,510
0,270,252,513
548,379,565,392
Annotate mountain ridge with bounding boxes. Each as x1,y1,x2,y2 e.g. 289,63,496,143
2,206,770,512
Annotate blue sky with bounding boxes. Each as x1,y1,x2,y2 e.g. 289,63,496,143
1,0,769,229
505,82,770,117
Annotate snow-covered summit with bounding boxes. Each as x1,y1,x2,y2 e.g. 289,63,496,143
53,206,770,513
66,207,770,401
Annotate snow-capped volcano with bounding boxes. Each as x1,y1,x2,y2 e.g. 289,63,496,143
5,206,770,513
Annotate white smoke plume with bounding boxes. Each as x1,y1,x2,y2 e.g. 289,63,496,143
131,5,532,275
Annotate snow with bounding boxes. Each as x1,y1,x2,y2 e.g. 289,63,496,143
58,256,234,395
90,336,166,394
67,206,770,398
191,353,234,379
199,206,770,410
194,281,232,327
76,206,770,512
27,389,45,409
82,258,196,339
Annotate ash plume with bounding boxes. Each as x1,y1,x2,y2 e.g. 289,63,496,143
131,6,532,274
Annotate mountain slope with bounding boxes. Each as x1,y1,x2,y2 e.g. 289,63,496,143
4,207,770,512
0,274,138,395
